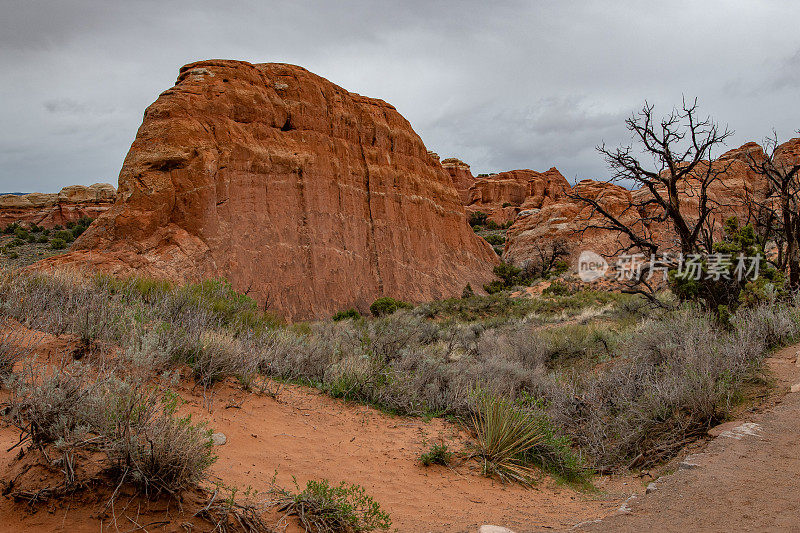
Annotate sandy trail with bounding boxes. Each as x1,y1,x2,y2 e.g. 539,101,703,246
579,342,800,532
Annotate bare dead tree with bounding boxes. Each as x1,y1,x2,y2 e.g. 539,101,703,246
566,99,734,304
522,239,571,279
571,98,734,258
745,131,800,289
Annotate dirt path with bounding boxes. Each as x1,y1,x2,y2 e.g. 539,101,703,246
578,343,800,532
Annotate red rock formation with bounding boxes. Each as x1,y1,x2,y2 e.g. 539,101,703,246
504,141,794,268
441,158,475,204
464,168,570,224
0,184,115,229
504,179,638,264
42,60,497,320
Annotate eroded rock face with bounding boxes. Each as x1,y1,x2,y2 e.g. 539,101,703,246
0,183,115,228
504,141,795,267
441,158,475,204
504,179,638,264
463,168,571,225
44,60,497,319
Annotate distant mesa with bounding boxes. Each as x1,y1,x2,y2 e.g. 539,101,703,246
40,60,498,320
0,183,115,229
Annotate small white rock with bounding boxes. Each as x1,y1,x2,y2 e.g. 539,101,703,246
211,432,227,446
646,482,658,494
479,526,516,533
791,383,800,393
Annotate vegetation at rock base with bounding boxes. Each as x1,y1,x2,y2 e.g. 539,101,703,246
1,268,796,485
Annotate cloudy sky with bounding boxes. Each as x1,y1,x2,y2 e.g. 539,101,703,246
1,0,799,192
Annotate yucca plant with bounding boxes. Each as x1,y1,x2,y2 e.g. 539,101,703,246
470,393,543,485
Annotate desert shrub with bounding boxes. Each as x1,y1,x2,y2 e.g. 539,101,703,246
7,361,97,445
483,234,505,246
486,220,500,230
419,443,452,466
0,329,35,377
670,218,786,314
8,364,216,495
470,394,543,485
461,284,475,299
518,399,586,482
3,222,19,234
275,479,391,532
369,297,412,317
502,202,513,208
53,229,74,242
543,280,570,296
9,238,24,247
191,330,258,388
332,308,361,321
492,262,527,289
468,211,488,227
50,238,67,249
483,280,506,295
110,394,216,494
14,227,30,241
538,324,616,367
37,234,49,244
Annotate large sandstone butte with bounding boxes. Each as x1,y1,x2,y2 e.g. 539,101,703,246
0,184,115,229
45,60,497,319
504,140,799,266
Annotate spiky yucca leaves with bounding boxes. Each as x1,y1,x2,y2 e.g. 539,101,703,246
470,394,543,485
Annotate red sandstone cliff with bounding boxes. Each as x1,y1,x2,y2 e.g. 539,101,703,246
42,60,497,319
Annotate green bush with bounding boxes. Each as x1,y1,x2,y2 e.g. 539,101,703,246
275,479,391,532
543,280,570,296
470,394,543,485
369,297,412,317
332,308,361,321
670,218,785,314
502,202,513,208
3,222,19,235
483,280,506,295
37,235,49,244
50,238,67,250
461,284,475,299
419,443,452,466
468,211,488,227
54,229,74,242
483,234,505,246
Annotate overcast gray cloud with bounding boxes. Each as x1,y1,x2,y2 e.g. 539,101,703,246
1,0,799,192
